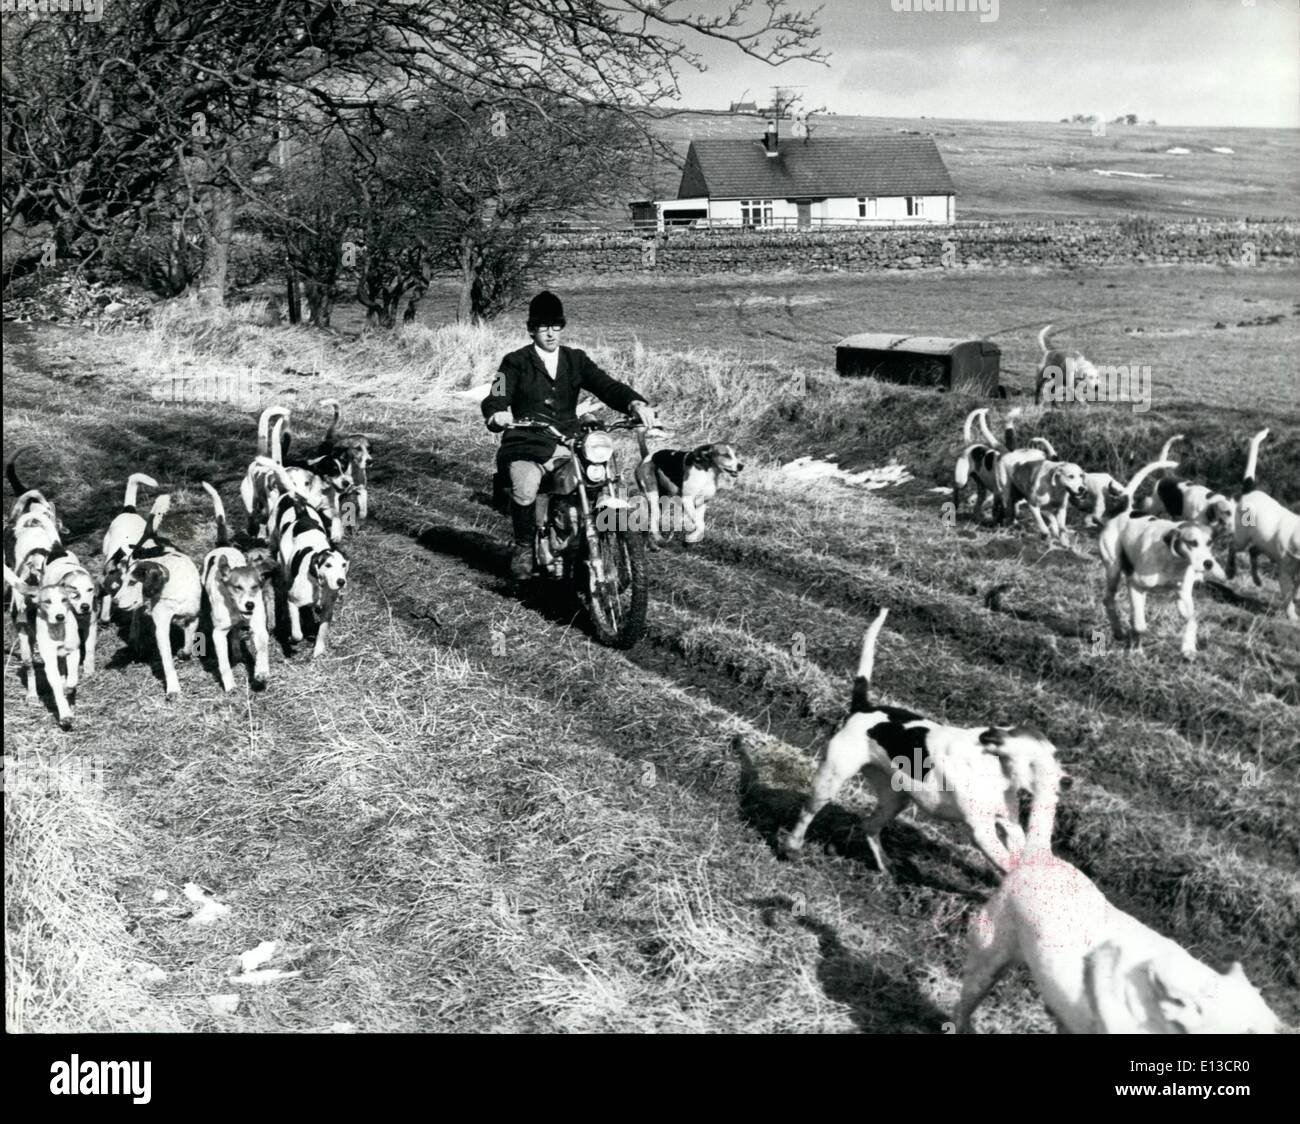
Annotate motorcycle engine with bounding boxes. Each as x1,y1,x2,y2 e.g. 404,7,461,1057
549,499,577,553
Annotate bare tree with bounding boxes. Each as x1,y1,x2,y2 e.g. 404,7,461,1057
3,1,824,291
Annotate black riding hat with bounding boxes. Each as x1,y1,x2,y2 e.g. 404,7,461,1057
527,291,566,331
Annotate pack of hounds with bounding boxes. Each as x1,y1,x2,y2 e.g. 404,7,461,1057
4,375,1296,1036
4,400,371,728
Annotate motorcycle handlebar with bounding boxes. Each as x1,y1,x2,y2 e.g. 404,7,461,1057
505,417,653,442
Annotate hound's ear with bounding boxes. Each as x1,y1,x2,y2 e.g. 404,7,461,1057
257,557,279,581
1106,480,1125,496
1164,528,1191,561
978,727,1007,748
140,563,168,598
216,556,232,577
690,444,714,462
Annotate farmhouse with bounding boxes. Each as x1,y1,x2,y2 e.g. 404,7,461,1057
654,122,955,230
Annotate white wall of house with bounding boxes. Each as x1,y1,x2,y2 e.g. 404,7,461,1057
657,194,954,228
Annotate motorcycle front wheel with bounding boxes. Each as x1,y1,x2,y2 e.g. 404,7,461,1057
585,526,648,649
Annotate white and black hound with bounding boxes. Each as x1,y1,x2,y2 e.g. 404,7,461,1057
777,608,1069,875
1228,429,1300,621
953,407,1018,521
1098,459,1224,660
634,432,743,548
5,546,98,730
1140,435,1235,534
114,499,203,698
276,486,350,658
99,472,160,622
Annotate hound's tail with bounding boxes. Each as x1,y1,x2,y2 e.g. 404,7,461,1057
251,454,297,498
1156,434,1184,473
5,445,37,496
257,406,290,458
201,482,229,547
962,408,984,445
1037,324,1054,358
1030,436,1058,458
139,494,171,545
1110,459,1179,517
1243,428,1269,494
954,445,979,489
268,414,289,466
121,472,158,511
849,607,889,715
320,398,341,446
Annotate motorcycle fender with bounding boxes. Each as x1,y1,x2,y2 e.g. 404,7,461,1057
595,496,631,511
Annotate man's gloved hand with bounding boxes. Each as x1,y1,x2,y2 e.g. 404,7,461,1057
486,410,513,432
630,401,656,430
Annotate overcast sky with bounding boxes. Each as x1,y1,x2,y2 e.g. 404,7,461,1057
672,0,1300,127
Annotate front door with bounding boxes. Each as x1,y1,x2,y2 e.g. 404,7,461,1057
796,201,811,229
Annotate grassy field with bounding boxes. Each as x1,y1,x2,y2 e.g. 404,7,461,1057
629,112,1300,222
4,261,1299,1034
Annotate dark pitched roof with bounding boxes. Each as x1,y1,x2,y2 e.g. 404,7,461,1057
677,136,954,200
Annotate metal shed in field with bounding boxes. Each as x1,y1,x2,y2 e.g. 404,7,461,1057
835,333,1001,396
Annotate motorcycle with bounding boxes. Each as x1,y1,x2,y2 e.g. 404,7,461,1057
501,416,649,649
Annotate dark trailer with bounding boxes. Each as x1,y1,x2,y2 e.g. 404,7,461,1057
835,333,1001,396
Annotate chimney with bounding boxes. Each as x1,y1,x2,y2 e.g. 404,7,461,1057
763,118,779,157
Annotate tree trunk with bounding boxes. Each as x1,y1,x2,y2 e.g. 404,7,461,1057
198,186,233,305
286,272,301,324
304,278,332,328
456,237,478,324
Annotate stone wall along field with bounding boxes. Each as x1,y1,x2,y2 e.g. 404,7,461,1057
539,219,1300,276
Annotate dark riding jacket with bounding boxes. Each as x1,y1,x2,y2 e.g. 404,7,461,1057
481,345,647,470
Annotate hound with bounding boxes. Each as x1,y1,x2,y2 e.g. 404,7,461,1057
317,398,373,523
5,447,65,606
953,408,1019,521
777,608,1070,876
955,842,1280,1034
1227,429,1300,621
7,446,67,534
1040,436,1127,528
995,443,1088,542
99,472,160,622
271,405,349,542
1140,434,1235,533
5,541,100,728
114,503,202,698
1035,323,1101,407
276,490,349,658
240,406,295,540
201,483,276,692
634,432,743,548
1098,459,1223,660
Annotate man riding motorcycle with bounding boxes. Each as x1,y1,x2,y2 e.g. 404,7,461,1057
482,291,656,580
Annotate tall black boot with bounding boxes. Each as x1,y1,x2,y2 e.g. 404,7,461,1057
509,501,536,581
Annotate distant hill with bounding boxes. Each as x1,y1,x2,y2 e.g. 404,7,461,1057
607,111,1300,223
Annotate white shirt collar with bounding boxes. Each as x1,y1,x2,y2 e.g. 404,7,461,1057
534,344,560,380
